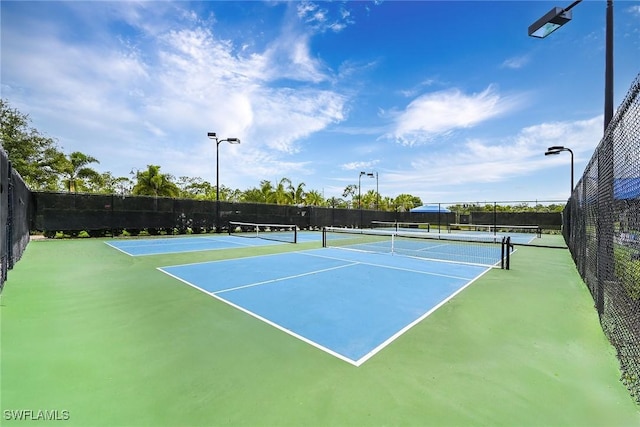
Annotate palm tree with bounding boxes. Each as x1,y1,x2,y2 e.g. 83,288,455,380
132,165,179,198
289,181,306,205
259,180,275,203
60,151,100,192
274,178,292,205
304,189,324,206
394,193,420,212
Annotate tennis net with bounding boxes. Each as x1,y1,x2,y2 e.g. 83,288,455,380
322,227,510,269
229,221,297,244
370,220,430,233
448,223,541,237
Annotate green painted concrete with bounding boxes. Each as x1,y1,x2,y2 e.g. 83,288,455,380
1,236,638,426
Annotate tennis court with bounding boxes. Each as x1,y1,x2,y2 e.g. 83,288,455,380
105,231,320,256
159,248,492,365
2,234,639,426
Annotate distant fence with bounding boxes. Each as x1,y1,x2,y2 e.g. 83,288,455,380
31,192,561,236
563,73,640,403
1,148,32,291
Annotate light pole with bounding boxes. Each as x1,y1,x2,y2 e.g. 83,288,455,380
358,171,376,227
545,146,574,194
208,132,241,232
529,0,614,315
358,171,365,210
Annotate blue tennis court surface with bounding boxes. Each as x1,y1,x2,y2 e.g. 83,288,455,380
159,248,491,366
105,233,319,256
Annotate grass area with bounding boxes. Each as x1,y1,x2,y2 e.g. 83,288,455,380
1,236,639,426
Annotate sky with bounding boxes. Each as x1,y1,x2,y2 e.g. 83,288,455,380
1,0,639,205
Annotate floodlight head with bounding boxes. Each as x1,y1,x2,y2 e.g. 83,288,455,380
548,145,566,150
207,132,217,139
366,173,375,177
545,150,560,156
226,137,241,144
360,171,366,176
528,7,572,38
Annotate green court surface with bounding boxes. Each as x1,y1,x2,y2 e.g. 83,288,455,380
1,235,639,426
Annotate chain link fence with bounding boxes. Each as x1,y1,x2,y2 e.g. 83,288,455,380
1,148,32,291
563,73,640,403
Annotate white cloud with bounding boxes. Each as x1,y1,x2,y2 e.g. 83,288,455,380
387,85,524,146
501,55,530,69
380,116,602,197
341,161,379,171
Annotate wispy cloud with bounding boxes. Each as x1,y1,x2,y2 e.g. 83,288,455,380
341,161,379,171
501,55,530,69
296,1,355,33
386,85,525,146
380,116,602,199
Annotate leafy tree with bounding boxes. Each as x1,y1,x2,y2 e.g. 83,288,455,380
326,197,346,208
60,151,100,192
342,184,358,208
132,165,179,197
84,171,130,195
218,185,242,202
176,176,212,199
0,98,65,189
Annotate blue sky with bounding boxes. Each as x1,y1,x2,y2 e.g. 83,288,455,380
2,1,639,204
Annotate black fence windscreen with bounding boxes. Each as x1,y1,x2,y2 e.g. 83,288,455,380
1,148,32,291
32,194,562,237
563,73,640,404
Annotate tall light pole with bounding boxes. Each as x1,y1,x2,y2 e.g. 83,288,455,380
371,171,379,210
545,146,574,194
208,132,241,232
358,171,365,210
529,0,614,315
358,171,376,227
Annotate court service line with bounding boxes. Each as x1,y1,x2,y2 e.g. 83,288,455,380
299,250,477,281
214,262,360,294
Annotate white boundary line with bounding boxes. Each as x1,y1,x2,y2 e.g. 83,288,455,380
104,234,278,256
214,262,359,294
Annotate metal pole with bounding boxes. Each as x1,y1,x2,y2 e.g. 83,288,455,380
596,0,614,316
358,173,362,227
570,149,574,193
604,0,614,131
376,172,379,211
216,140,220,232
